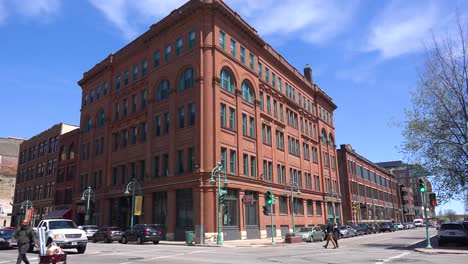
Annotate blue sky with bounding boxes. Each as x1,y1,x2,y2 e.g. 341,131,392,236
0,0,466,214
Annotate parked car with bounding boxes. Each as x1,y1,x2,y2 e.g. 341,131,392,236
358,223,371,235
296,226,323,242
78,225,99,239
0,229,16,249
353,225,364,236
318,224,328,239
92,226,123,243
338,225,356,238
369,224,379,234
438,222,468,246
414,219,424,227
379,222,395,232
395,223,404,230
120,224,162,244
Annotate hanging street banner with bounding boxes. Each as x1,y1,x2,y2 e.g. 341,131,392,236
134,195,143,216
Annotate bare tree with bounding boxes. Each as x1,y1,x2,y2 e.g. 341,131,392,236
444,209,458,222
402,13,468,203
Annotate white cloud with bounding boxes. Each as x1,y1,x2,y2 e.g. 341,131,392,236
364,0,448,59
13,0,60,17
227,0,358,45
89,0,186,40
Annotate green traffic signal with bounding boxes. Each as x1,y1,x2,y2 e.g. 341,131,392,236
418,179,425,193
265,190,274,205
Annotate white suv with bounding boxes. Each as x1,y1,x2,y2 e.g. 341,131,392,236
36,219,88,253
437,222,468,246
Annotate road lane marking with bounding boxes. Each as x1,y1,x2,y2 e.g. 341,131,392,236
375,252,410,263
149,250,209,260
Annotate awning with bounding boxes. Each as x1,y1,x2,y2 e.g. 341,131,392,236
43,208,72,219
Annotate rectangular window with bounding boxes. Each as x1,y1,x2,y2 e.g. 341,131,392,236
176,38,183,56
113,133,118,150
272,73,276,87
140,160,145,181
131,127,137,144
220,103,226,128
177,150,184,174
115,75,121,90
141,90,147,110
316,201,322,215
229,107,235,129
265,68,270,83
165,45,171,63
112,167,117,185
164,112,170,134
221,147,227,170
249,53,255,70
230,150,236,173
162,154,169,176
178,106,185,129
141,59,147,76
153,51,160,68
266,96,271,114
154,115,161,136
242,114,247,136
240,46,245,64
187,103,195,126
120,165,126,185
243,154,249,176
258,63,263,78
273,100,277,118
187,147,194,173
133,65,138,81
122,129,128,148
250,156,256,178
279,104,284,121
219,30,226,50
260,91,264,110
230,39,236,57
188,31,195,48
124,71,129,86
123,99,128,117
249,117,255,138
132,94,137,113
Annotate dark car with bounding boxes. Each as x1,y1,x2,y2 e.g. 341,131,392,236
353,225,364,236
120,224,162,244
92,226,123,243
379,222,395,233
0,229,16,249
359,223,371,235
438,222,468,246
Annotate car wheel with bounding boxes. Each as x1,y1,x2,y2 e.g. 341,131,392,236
137,236,143,245
77,245,86,254
153,241,159,245
92,236,97,243
105,236,111,243
121,236,128,244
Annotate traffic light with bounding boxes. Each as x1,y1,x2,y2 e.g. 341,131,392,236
223,205,229,215
219,189,227,206
262,205,270,216
265,190,275,205
429,193,437,207
418,179,426,193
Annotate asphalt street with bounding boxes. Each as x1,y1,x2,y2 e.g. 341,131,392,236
0,227,466,263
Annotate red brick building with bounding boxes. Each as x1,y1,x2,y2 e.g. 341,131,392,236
76,0,339,241
337,144,401,224
12,123,78,226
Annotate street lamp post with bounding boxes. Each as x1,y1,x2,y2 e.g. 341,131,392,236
124,178,136,228
81,186,94,225
284,179,300,233
20,200,33,223
209,162,229,245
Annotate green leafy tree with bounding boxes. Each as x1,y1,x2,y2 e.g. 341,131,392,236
402,14,468,202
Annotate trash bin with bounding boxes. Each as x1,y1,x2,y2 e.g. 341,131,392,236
185,231,194,245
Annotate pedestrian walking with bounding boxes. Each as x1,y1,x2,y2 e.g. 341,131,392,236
333,224,340,248
323,221,337,249
14,220,37,264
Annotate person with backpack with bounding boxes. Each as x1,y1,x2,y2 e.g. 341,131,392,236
323,221,337,249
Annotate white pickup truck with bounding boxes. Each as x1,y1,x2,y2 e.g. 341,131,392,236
35,219,88,253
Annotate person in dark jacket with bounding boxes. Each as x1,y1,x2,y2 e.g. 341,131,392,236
14,220,37,264
323,221,337,249
333,224,340,248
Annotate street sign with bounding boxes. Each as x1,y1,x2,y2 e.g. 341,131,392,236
244,195,253,205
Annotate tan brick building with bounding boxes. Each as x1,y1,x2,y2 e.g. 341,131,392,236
337,144,401,225
12,123,78,226
77,0,339,241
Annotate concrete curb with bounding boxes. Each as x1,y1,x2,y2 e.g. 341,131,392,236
414,248,468,255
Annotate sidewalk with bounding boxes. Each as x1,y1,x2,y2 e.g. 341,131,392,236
159,237,291,248
410,235,468,255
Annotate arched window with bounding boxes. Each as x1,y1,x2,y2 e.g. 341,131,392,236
329,134,335,148
241,80,254,103
321,129,327,144
178,68,194,91
97,109,105,128
220,68,235,93
69,144,75,160
156,80,170,101
60,146,67,161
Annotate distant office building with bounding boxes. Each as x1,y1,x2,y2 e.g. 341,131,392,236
12,123,78,226
377,161,433,219
0,137,24,226
76,0,339,240
337,144,401,224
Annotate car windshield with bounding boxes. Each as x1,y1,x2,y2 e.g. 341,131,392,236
0,229,15,236
298,227,312,232
440,224,463,231
49,221,77,229
109,227,121,231
339,226,347,230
